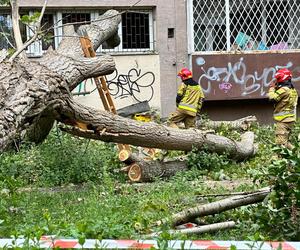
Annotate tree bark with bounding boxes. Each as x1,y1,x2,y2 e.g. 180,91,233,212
0,10,120,151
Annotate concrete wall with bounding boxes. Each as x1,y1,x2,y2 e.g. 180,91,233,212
73,54,161,111
155,0,189,117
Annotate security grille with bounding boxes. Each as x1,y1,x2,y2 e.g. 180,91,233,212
192,0,300,52
122,12,150,49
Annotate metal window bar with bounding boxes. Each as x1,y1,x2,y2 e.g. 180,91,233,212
192,0,300,52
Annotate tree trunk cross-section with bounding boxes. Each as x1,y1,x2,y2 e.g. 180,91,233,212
0,9,256,163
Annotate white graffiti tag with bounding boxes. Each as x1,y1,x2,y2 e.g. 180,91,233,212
196,57,300,97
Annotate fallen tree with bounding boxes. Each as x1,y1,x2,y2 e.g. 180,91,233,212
0,5,256,164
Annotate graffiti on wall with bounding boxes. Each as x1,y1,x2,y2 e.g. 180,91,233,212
73,68,156,103
106,68,155,102
192,54,300,100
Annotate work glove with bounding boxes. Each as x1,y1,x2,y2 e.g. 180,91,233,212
269,79,277,89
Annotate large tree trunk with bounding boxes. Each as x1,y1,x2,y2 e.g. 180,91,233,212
0,10,256,161
0,10,120,150
58,105,256,160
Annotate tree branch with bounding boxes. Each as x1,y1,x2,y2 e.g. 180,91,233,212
10,0,24,57
9,0,48,62
155,188,270,227
146,221,236,237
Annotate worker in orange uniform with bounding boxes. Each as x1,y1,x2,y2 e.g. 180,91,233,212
268,68,298,150
168,68,205,129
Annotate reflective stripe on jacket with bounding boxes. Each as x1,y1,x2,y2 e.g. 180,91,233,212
268,86,298,122
177,84,204,115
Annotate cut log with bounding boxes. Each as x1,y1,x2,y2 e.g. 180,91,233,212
127,160,188,182
118,149,142,164
118,148,188,182
155,187,270,227
197,116,258,130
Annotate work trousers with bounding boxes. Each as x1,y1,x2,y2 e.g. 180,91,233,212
275,121,294,150
168,108,196,129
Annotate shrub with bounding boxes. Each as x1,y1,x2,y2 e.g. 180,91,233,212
0,128,122,187
250,144,300,240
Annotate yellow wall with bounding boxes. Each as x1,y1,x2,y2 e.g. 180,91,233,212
73,54,161,113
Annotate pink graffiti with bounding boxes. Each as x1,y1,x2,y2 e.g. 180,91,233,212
219,82,233,93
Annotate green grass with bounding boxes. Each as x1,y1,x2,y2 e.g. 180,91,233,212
0,121,299,243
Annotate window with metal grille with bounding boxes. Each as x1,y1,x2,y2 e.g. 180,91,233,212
100,10,154,53
122,12,150,49
192,0,300,52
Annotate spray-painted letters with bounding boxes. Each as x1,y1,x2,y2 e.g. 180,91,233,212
192,54,300,100
106,68,155,102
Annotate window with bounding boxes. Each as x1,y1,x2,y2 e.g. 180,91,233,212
192,0,300,52
122,12,150,49
0,14,13,49
23,9,154,56
100,10,154,53
41,13,54,50
0,13,27,50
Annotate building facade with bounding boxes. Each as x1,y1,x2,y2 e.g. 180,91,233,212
1,0,300,123
189,0,300,123
0,0,188,118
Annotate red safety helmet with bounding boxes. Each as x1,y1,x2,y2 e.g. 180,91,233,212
274,68,292,83
177,68,193,80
